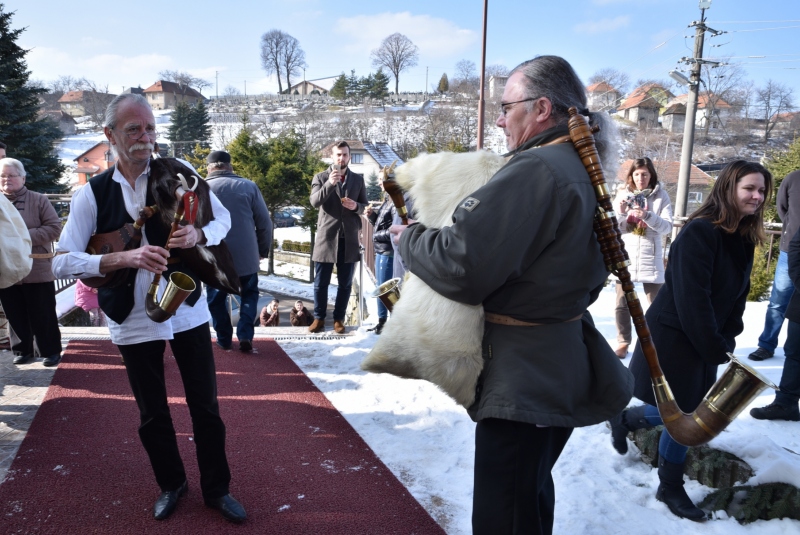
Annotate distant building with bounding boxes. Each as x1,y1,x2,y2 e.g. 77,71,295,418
286,76,338,96
122,86,145,95
670,92,732,129
73,141,114,185
41,110,77,135
488,75,508,99
616,83,674,128
143,81,204,110
320,140,404,180
58,90,117,117
661,103,686,133
586,81,622,112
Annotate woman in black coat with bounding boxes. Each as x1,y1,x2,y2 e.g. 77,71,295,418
609,160,773,521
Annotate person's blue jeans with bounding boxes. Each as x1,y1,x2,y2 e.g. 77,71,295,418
776,320,800,407
313,244,356,322
207,273,259,345
643,404,689,464
374,253,394,320
758,251,794,352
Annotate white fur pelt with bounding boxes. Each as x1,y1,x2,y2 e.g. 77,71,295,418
360,150,507,407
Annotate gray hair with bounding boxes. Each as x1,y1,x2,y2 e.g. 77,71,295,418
0,157,25,178
104,93,151,129
510,55,619,176
207,161,232,172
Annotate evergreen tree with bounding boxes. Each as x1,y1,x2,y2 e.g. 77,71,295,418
0,5,66,192
187,100,211,151
227,128,325,274
330,74,347,100
366,171,382,201
167,101,192,157
371,69,390,102
360,73,375,99
438,73,449,94
346,70,360,99
185,143,210,177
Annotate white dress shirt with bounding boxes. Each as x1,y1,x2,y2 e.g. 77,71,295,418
52,163,231,345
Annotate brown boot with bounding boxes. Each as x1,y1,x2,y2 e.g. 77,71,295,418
308,318,325,333
333,320,345,334
615,343,629,358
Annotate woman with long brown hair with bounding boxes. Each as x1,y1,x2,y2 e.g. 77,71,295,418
609,160,773,521
612,157,673,357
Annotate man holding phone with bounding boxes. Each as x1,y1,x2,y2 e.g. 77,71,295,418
309,140,367,333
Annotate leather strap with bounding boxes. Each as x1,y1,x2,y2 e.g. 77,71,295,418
484,312,583,327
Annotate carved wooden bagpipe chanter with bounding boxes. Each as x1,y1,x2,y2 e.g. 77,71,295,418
83,158,241,323
566,107,776,447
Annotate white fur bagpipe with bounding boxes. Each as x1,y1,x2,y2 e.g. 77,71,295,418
360,150,507,407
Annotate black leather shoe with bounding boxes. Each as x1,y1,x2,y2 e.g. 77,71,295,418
205,494,247,523
12,353,33,365
750,401,800,421
748,347,774,361
238,340,252,352
153,480,188,520
42,354,62,367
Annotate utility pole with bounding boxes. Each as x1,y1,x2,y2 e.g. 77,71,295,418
244,80,247,98
215,71,218,100
425,66,428,99
476,0,488,150
674,0,718,237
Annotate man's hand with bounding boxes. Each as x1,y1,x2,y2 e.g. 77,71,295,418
101,245,169,275
342,197,357,211
365,204,373,217
329,168,343,186
169,225,200,249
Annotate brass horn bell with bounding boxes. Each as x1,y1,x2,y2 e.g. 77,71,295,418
371,277,402,313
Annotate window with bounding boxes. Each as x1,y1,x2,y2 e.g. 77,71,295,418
688,192,703,203
351,153,363,164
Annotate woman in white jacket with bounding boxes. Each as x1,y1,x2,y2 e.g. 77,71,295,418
613,157,674,357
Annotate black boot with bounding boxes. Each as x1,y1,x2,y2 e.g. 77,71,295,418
656,456,706,521
368,318,387,334
609,405,649,455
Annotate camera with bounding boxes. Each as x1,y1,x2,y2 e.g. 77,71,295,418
622,192,647,210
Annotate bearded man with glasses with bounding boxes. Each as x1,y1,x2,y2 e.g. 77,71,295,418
52,93,246,523
391,56,632,535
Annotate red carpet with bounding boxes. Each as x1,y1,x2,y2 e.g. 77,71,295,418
0,339,444,534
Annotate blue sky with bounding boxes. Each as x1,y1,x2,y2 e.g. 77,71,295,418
6,0,800,97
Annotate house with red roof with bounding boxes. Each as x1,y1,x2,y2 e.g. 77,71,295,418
616,84,674,127
586,81,622,112
670,91,732,130
143,81,204,110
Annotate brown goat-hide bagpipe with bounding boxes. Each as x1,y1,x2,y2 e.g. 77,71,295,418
82,158,241,296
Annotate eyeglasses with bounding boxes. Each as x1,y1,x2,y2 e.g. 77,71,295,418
0,174,21,179
119,126,158,140
498,97,540,117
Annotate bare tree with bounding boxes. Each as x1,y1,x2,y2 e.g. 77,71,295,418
696,60,747,137
371,33,419,95
589,68,630,95
158,70,211,93
756,80,795,141
260,29,288,94
223,85,242,97
48,75,86,93
281,35,307,91
452,60,479,96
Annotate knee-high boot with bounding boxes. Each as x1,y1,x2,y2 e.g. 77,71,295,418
655,456,706,521
609,405,649,455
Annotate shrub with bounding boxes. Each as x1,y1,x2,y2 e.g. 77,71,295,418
749,243,778,301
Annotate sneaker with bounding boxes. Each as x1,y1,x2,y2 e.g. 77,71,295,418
42,354,62,367
333,320,345,334
750,401,800,421
238,340,252,352
308,319,325,333
748,348,774,361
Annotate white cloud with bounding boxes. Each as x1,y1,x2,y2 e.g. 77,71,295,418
333,11,476,59
573,16,631,35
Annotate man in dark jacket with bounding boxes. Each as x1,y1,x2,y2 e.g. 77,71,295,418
205,151,272,352
749,169,800,361
309,141,367,334
391,56,632,535
751,226,800,421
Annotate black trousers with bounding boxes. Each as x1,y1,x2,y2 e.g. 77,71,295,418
473,418,573,535
118,323,231,500
0,281,62,358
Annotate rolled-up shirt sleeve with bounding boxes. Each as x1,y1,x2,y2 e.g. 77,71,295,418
52,184,103,279
201,190,230,246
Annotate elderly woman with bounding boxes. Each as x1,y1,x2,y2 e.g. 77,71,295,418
0,158,63,366
612,157,673,358
260,298,280,327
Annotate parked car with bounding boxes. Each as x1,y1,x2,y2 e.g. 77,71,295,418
273,210,295,228
228,292,275,327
